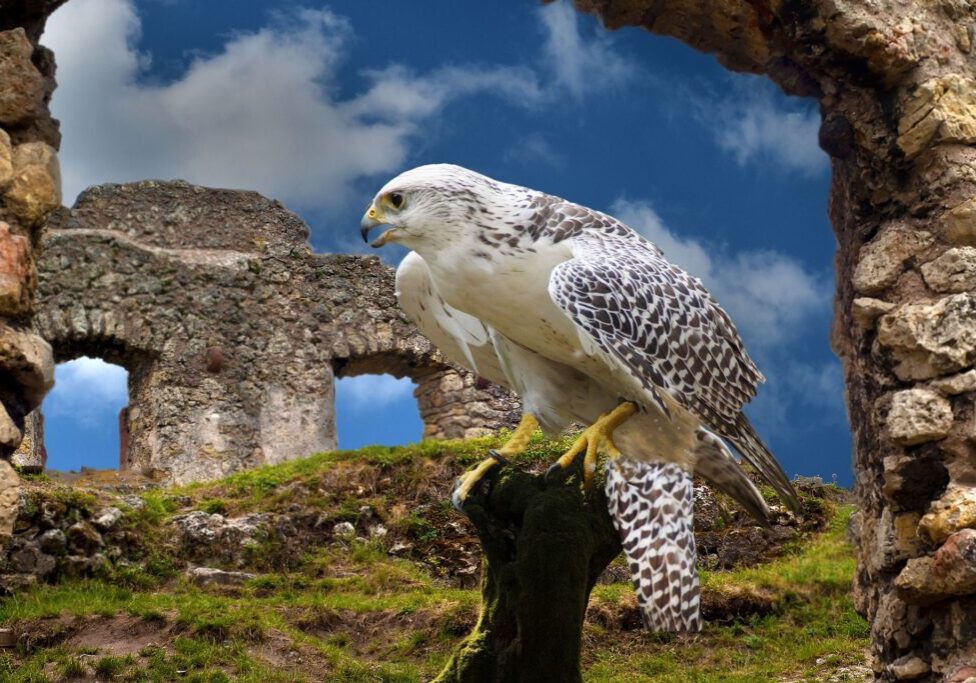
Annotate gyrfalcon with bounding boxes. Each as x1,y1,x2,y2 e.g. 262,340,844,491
361,164,799,632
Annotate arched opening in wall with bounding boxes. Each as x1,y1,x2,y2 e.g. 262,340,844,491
40,357,129,474
334,373,423,450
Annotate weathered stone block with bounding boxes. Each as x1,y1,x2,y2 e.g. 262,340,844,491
853,226,934,295
943,198,976,247
921,247,976,293
0,129,12,191
886,388,954,446
896,529,976,605
0,221,32,315
889,654,930,680
877,293,976,380
898,75,976,159
0,404,20,450
0,460,18,540
11,409,44,471
4,141,61,227
0,324,53,411
0,28,45,126
930,369,976,396
853,297,895,330
919,486,976,545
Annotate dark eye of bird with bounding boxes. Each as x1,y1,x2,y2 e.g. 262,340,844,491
389,192,403,208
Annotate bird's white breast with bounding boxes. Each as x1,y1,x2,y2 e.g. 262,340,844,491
422,239,586,369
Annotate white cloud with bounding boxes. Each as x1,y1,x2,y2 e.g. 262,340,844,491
44,0,631,210
44,357,128,428
539,0,634,98
693,77,827,176
610,198,828,347
336,374,415,410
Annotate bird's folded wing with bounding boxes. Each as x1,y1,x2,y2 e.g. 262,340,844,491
547,229,764,431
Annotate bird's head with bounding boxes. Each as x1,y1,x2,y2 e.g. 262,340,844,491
360,164,503,252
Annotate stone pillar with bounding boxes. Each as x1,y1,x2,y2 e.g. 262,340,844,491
415,367,520,440
570,0,976,678
118,407,130,470
11,410,44,473
0,2,64,538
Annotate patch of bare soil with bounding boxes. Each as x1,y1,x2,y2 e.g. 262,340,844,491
288,603,477,661
10,612,336,681
64,614,171,656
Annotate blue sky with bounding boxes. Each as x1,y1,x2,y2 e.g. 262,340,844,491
39,0,851,484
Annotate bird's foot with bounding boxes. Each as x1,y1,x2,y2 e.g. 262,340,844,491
451,413,538,512
546,402,637,488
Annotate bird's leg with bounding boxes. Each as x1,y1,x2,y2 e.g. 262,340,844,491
548,401,637,488
452,413,539,510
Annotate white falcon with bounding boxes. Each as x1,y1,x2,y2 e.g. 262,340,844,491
361,164,799,632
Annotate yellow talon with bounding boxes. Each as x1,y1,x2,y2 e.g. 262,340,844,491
452,413,539,510
549,402,636,488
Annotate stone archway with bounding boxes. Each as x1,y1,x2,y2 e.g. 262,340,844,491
29,180,518,484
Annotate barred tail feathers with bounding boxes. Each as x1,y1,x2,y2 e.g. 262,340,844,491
605,460,701,632
729,415,801,515
694,427,770,525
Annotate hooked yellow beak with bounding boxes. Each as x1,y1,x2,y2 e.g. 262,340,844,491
359,203,397,248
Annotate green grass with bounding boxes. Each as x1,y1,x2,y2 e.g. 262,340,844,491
3,438,867,682
583,506,868,682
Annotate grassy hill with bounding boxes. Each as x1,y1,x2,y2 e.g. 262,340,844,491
1,434,869,682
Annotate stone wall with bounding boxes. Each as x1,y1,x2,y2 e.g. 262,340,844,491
575,0,976,679
29,180,518,485
0,1,66,539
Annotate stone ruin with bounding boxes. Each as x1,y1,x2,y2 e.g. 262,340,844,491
18,180,518,484
0,0,975,678
0,0,64,542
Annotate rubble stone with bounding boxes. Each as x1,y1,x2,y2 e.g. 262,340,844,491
877,294,976,380
0,323,53,411
898,75,976,158
186,566,256,587
930,370,976,396
9,543,54,577
853,226,934,295
0,130,12,190
921,247,976,293
853,297,896,330
895,529,976,605
0,405,19,450
37,528,64,555
92,507,122,531
27,181,518,484
0,221,32,315
944,198,976,247
0,28,44,125
4,141,60,227
0,461,18,539
889,655,930,679
885,389,954,446
919,486,976,544
65,522,103,555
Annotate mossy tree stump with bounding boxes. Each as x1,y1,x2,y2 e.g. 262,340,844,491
434,463,621,683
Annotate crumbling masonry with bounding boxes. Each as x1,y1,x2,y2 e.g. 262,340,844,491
0,2,64,538
0,0,975,678
27,180,519,484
